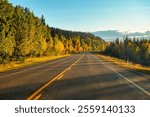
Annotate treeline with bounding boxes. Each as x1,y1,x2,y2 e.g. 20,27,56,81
104,36,150,66
0,0,106,63
50,28,106,52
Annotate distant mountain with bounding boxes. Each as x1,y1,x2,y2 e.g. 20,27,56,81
93,30,150,41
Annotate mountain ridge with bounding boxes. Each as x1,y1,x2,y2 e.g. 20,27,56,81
93,30,150,41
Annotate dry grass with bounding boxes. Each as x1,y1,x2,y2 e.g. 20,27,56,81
97,54,150,75
0,55,70,73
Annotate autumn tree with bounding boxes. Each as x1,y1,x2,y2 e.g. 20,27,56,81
0,0,107,63
0,0,15,63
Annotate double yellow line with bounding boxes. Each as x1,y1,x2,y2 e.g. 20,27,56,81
27,55,83,100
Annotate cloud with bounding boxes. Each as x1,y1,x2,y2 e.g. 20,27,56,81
93,30,150,41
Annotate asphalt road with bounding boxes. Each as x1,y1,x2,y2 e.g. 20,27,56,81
0,53,150,100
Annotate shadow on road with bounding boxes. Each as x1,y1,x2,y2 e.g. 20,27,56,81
40,71,150,100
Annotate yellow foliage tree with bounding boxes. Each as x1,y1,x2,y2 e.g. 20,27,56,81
54,40,64,54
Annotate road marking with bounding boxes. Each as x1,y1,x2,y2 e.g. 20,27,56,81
26,55,83,100
33,94,42,100
0,56,72,79
57,75,64,80
100,61,150,97
67,67,71,71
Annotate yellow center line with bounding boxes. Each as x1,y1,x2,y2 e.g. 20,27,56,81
26,54,83,100
57,75,64,80
33,94,42,100
67,67,71,71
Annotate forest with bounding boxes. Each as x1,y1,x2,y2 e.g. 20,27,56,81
104,37,150,66
0,0,106,64
0,0,150,66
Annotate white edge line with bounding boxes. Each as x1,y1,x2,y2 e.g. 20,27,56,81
101,62,150,97
0,56,72,79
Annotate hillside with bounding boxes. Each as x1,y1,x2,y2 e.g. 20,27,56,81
0,0,106,64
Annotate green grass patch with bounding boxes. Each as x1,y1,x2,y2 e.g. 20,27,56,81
0,55,70,73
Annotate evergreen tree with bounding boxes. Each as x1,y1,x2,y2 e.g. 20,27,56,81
0,0,107,63
0,0,15,63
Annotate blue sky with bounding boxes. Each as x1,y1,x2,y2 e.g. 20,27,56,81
9,0,150,32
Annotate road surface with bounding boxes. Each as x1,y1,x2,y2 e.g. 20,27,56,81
0,53,150,100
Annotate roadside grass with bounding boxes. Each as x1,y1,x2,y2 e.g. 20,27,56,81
0,55,70,73
97,54,150,75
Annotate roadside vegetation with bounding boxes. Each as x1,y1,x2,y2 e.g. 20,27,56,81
0,54,70,72
97,54,150,75
1,0,149,74
103,37,150,66
0,0,106,71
